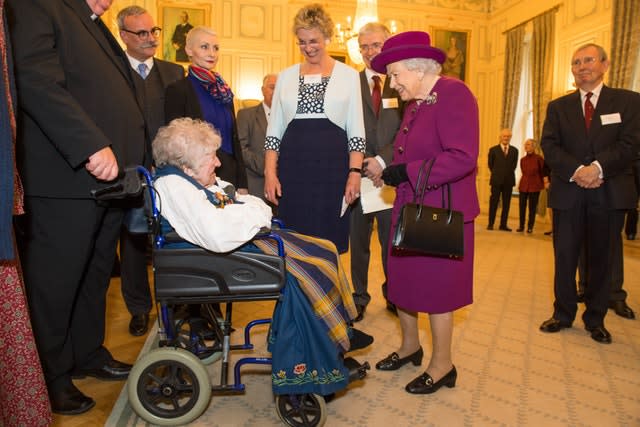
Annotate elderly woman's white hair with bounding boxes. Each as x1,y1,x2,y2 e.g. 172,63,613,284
153,118,221,171
403,57,442,75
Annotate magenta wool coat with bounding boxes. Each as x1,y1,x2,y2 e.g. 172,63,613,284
387,76,480,313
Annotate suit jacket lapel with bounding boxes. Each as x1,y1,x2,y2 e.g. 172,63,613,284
256,104,268,135
565,90,588,139
360,71,375,115
588,85,612,141
65,0,132,85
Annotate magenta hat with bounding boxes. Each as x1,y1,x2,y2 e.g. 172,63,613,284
371,31,446,73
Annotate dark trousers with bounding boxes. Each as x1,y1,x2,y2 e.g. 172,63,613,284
16,197,121,392
625,208,638,237
518,191,540,230
551,199,624,328
120,227,152,316
489,184,513,227
577,212,627,302
349,200,391,307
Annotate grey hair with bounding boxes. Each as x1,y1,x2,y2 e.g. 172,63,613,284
116,5,148,30
403,57,442,75
186,26,218,49
358,22,391,39
153,118,221,171
574,43,608,61
262,73,278,86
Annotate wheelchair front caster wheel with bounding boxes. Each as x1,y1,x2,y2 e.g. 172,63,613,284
275,393,327,427
128,347,211,426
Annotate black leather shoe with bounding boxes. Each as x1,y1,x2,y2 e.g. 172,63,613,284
486,224,494,230
544,230,552,236
585,325,612,344
72,359,132,381
405,366,457,394
516,227,524,232
627,233,636,240
50,385,95,415
577,292,585,303
354,304,365,322
499,226,512,232
527,228,533,233
539,318,571,333
386,300,397,315
349,327,374,351
376,347,423,371
609,300,635,319
129,313,150,336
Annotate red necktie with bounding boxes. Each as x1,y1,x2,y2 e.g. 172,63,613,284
584,92,594,130
503,145,508,157
372,75,382,117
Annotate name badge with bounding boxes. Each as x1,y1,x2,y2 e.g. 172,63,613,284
382,98,399,109
303,74,322,84
600,113,622,125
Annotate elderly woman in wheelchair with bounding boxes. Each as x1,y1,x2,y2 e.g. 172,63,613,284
127,117,370,425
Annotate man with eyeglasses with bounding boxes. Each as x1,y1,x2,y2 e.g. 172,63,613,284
116,5,184,338
350,22,403,321
539,43,640,344
7,0,146,415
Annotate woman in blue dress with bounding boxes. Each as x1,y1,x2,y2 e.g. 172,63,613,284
263,4,365,253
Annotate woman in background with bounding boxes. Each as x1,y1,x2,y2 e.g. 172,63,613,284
517,138,545,233
264,3,365,253
165,26,247,192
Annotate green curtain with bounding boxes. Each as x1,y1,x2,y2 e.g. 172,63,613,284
609,0,640,88
531,10,556,142
500,24,525,130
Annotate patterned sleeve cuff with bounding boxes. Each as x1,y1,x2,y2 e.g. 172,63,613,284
348,137,366,153
265,136,281,152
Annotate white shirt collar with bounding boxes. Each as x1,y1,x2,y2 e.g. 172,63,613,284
579,81,603,101
365,68,385,87
125,52,154,73
262,102,271,117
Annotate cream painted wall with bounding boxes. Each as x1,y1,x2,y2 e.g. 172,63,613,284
104,0,613,209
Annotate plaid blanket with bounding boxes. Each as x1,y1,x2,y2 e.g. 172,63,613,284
253,230,357,352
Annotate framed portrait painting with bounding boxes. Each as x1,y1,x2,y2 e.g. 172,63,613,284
157,1,211,63
431,28,470,82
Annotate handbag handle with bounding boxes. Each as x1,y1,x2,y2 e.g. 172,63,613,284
413,158,455,224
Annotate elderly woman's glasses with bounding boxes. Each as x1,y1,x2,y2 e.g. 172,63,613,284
122,27,162,39
297,39,321,48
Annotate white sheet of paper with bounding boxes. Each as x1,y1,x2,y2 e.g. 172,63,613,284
360,177,395,214
340,196,349,217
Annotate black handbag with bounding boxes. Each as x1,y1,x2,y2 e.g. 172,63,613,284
392,158,464,258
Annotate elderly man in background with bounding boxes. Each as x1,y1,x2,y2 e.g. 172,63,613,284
350,22,403,321
237,73,278,204
487,128,518,231
116,5,184,337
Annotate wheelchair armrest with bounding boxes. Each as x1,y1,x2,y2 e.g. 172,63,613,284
254,229,285,257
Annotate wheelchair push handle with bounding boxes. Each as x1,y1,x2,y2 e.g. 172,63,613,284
90,165,147,200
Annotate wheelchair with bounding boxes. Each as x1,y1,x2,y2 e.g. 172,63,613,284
95,166,370,426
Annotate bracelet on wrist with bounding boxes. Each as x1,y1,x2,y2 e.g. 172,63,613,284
348,167,362,174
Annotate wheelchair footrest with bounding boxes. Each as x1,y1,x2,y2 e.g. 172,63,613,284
344,356,370,382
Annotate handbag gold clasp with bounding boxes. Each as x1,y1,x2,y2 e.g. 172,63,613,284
432,213,438,221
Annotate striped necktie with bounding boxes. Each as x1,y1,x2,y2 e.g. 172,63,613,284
137,63,148,79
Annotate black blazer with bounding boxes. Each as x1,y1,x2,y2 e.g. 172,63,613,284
541,86,640,210
359,71,403,165
8,0,146,197
488,144,518,187
165,77,248,189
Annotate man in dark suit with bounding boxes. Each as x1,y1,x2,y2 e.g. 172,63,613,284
8,0,145,415
350,22,403,321
487,128,518,231
539,43,640,344
116,5,184,337
237,73,277,202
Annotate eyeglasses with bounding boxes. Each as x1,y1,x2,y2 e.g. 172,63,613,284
571,56,599,67
359,42,383,52
121,27,162,39
297,40,321,48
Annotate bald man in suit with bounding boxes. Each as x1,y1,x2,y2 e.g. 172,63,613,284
539,43,640,344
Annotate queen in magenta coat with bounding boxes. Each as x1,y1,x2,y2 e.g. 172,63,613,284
371,31,479,395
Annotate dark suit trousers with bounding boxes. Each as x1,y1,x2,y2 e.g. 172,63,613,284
577,212,626,302
551,195,623,328
625,208,638,236
119,227,151,316
489,184,513,227
349,200,391,307
16,197,121,392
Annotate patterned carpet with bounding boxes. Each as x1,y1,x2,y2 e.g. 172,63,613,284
107,221,640,426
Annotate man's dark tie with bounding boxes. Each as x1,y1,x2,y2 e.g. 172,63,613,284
372,75,382,117
503,145,508,157
584,92,594,130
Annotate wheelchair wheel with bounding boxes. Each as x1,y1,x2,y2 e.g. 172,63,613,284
275,393,327,427
172,318,222,365
128,347,211,426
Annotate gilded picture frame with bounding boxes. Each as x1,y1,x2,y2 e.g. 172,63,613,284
431,28,470,82
157,1,211,64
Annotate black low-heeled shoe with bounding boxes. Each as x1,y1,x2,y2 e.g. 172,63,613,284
405,366,457,394
375,347,423,371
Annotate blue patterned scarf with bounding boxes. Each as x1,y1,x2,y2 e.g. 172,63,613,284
188,65,234,105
